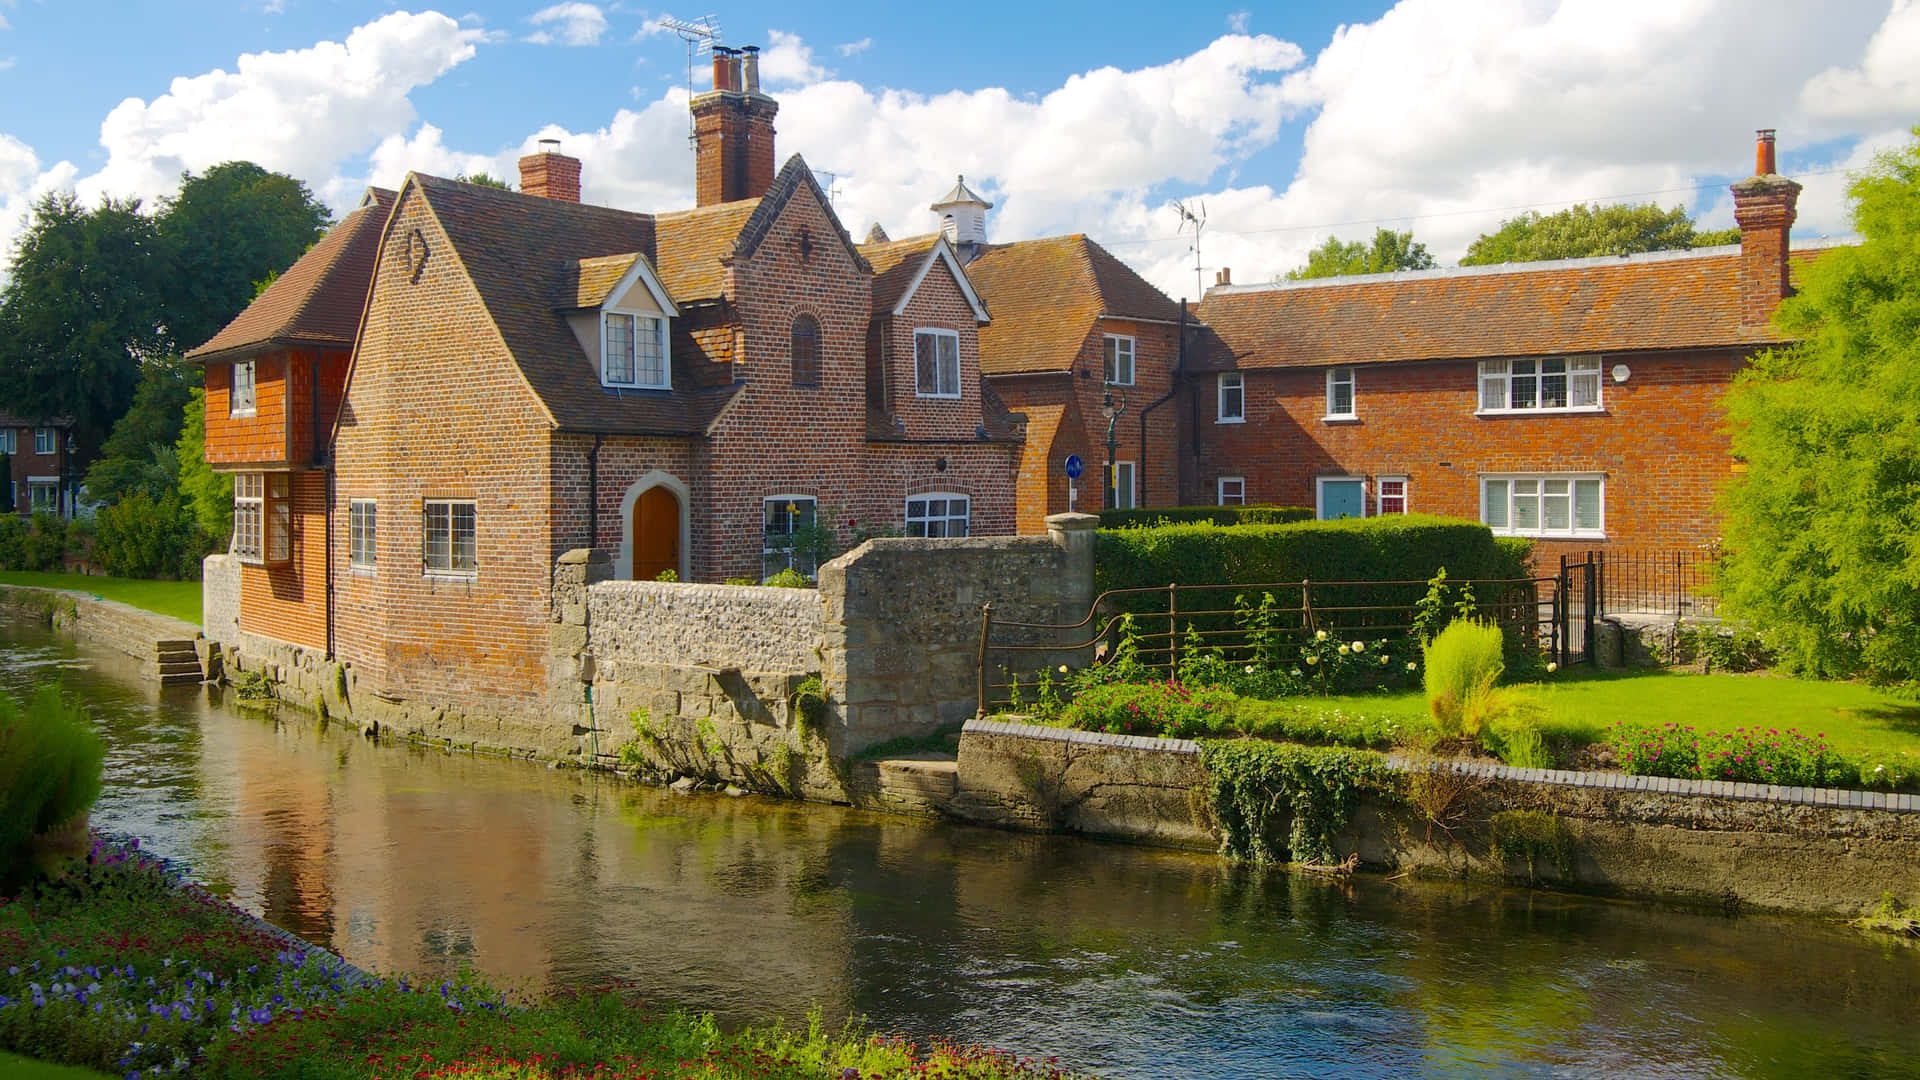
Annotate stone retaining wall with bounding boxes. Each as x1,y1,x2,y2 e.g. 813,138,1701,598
951,717,1920,916
0,584,204,681
587,580,824,674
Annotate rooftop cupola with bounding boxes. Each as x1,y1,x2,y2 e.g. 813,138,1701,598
931,175,992,253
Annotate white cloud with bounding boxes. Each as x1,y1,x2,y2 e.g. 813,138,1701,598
0,57,12,71
1800,0,1920,128
760,29,828,86
837,37,871,57
262,0,285,15
0,135,80,265
0,14,9,32
525,2,608,47
1226,10,1250,34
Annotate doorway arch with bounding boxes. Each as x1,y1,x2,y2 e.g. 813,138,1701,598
616,471,691,581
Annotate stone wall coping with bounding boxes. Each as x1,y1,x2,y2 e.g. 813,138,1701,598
588,579,821,601
963,717,1920,813
0,583,203,638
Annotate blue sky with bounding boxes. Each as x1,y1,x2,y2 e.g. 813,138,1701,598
0,1,1914,298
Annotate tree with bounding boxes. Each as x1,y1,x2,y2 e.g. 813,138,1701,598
454,172,511,190
1460,203,1733,265
1718,129,1920,689
174,386,232,544
1285,228,1435,280
158,162,331,354
84,356,197,504
0,192,166,453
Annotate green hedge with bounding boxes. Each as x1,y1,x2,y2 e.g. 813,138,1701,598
1096,514,1531,593
1098,504,1315,529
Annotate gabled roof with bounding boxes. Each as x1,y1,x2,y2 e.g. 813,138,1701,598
966,234,1183,376
734,155,870,274
858,232,990,322
187,188,396,362
405,174,739,436
653,199,761,301
1194,244,1831,372
561,254,643,310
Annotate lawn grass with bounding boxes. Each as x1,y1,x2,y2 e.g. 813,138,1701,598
0,571,201,626
0,1050,115,1079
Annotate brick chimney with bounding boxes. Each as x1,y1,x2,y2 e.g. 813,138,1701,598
1730,128,1800,327
519,138,582,202
691,45,779,207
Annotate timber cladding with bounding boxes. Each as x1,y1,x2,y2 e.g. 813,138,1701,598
204,353,290,467
236,470,328,650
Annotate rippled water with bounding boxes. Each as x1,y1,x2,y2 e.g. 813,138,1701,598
8,616,1920,1079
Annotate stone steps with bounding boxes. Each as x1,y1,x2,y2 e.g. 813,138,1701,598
153,639,204,685
849,752,958,816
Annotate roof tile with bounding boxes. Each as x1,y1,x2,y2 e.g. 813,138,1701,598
968,234,1181,375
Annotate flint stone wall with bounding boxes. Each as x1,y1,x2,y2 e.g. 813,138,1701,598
586,580,824,674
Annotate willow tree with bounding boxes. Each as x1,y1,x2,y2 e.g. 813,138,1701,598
1719,130,1920,688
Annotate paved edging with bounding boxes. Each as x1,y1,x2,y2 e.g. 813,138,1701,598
962,716,1920,813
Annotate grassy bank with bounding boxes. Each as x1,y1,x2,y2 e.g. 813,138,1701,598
0,837,1078,1080
0,572,201,626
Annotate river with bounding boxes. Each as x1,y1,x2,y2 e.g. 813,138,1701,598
7,616,1919,1079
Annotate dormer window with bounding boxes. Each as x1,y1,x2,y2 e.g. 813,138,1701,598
603,312,668,389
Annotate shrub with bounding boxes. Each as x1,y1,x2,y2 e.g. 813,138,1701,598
1200,739,1401,865
93,491,210,580
1099,504,1313,529
653,568,679,582
1608,721,1873,788
18,512,68,572
762,567,811,588
1423,619,1505,738
0,683,105,889
1055,680,1233,738
0,514,24,568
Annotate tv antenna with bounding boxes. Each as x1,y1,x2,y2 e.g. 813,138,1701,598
813,168,846,206
656,15,722,148
1172,198,1206,299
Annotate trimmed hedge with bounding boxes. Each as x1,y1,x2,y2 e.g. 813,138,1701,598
1096,513,1531,593
1098,504,1315,529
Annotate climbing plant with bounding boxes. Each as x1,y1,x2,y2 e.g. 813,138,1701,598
1199,739,1401,865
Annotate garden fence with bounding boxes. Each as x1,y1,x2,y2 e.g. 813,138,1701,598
975,568,1595,716
1594,547,1720,618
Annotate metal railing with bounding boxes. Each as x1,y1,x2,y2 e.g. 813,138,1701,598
1596,547,1720,618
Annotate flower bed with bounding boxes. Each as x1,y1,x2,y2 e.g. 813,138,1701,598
1,837,1081,1080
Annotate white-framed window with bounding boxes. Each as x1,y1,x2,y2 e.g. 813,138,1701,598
1109,461,1137,510
232,473,290,564
1316,476,1366,520
1481,473,1605,538
423,500,477,576
1103,335,1135,386
1376,475,1408,516
914,329,961,398
762,495,819,577
0,430,16,455
1218,476,1246,505
905,492,970,537
1217,373,1244,423
602,312,669,389
1478,356,1602,413
348,500,376,570
33,428,55,455
1325,366,1356,419
28,479,59,513
230,361,257,417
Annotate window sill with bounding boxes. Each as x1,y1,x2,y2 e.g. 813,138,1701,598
1321,415,1360,424
229,410,257,419
602,381,671,392
1475,406,1606,417
1215,416,1245,425
1489,530,1608,541
348,565,376,577
423,571,478,583
915,392,964,401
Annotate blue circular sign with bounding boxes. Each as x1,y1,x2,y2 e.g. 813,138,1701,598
1064,454,1084,480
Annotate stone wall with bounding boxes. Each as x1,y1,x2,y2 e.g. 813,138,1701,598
952,717,1920,917
203,554,241,646
816,512,1098,759
586,579,824,673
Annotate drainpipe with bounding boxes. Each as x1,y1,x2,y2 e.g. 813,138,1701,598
1136,301,1187,506
587,434,602,550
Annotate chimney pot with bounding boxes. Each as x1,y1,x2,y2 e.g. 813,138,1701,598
741,45,761,94
539,137,561,153
711,47,734,92
1216,267,1232,285
1755,128,1777,176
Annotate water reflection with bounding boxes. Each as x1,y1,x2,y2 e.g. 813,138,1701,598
6,618,1919,1079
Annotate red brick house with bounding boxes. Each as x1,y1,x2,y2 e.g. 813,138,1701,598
0,416,77,517
1186,131,1818,565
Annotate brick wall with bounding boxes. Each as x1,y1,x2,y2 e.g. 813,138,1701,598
879,256,985,440
1184,348,1748,560
991,375,1094,533
331,184,559,716
4,424,68,513
236,469,327,650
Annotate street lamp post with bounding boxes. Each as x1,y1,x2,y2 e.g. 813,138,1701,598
1101,392,1126,510
63,432,77,520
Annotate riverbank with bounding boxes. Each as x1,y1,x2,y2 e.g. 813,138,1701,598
0,835,1082,1080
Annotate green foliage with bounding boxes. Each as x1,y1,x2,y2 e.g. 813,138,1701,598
1095,514,1528,594
92,490,209,580
1718,129,1920,690
762,567,811,589
4,514,71,573
0,684,105,889
156,162,331,355
722,576,757,586
1460,202,1723,266
175,386,233,544
1489,809,1577,878
790,676,826,741
1852,891,1920,939
1662,621,1770,672
1200,739,1400,865
1606,720,1901,789
1286,228,1435,279
652,568,679,582
1098,504,1314,529
83,356,198,504
1486,712,1554,769
453,172,512,190
1055,680,1235,737
1423,619,1506,739
230,668,277,705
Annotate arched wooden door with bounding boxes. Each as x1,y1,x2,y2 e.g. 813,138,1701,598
631,486,681,580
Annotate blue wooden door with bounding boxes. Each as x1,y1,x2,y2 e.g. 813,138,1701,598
1319,479,1365,520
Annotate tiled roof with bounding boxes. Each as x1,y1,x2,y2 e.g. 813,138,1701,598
1193,246,1827,372
187,188,396,361
653,200,760,301
412,175,740,436
0,415,71,428
967,234,1182,375
560,254,643,310
860,233,941,313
